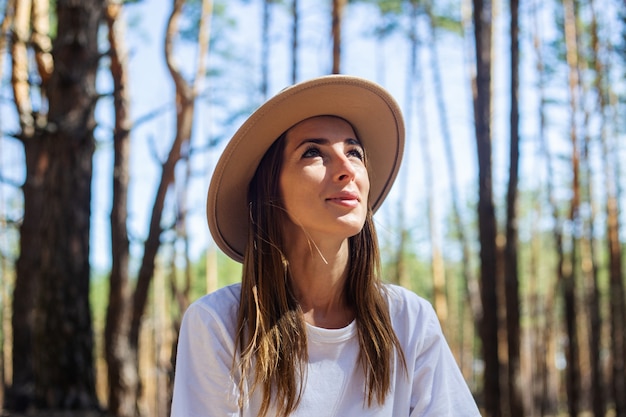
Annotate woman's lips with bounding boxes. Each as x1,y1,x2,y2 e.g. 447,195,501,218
326,191,360,207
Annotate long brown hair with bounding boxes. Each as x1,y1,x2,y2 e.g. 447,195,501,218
234,129,406,417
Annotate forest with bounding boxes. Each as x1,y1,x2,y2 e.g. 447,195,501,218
0,0,625,416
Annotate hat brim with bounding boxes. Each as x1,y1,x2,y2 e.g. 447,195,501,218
207,75,405,263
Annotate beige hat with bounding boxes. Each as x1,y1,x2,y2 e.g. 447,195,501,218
207,74,405,263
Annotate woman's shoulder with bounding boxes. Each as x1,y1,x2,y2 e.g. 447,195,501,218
381,283,440,337
192,282,241,308
183,283,241,332
382,283,432,315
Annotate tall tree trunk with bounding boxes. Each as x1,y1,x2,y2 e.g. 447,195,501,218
10,0,39,405
9,1,39,411
472,0,501,415
505,0,524,415
32,0,103,408
561,0,582,414
128,0,212,412
580,124,604,417
427,1,480,373
540,89,568,417
9,0,99,410
9,1,38,404
579,8,607,415
532,4,560,414
11,141,41,412
104,1,137,416
166,137,194,410
425,0,481,334
331,0,346,74
593,4,626,415
393,0,419,291
412,2,447,325
528,196,543,416
290,0,299,83
260,0,270,99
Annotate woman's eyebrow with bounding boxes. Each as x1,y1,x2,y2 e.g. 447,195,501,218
296,138,329,148
345,138,363,147
295,137,362,148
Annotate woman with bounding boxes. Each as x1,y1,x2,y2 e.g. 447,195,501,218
171,75,481,416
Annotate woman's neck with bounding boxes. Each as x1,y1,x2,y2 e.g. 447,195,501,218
285,238,354,329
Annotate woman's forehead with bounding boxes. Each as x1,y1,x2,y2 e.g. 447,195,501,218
285,116,360,145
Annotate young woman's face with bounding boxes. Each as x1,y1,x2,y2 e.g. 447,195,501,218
279,116,370,244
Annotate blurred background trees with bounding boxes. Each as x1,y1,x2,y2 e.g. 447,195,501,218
0,0,624,416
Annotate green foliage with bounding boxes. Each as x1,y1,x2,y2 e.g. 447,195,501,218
90,269,110,331
362,0,403,15
178,0,236,42
357,0,462,40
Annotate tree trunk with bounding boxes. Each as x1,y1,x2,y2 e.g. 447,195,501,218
580,128,604,417
590,2,626,415
11,141,42,412
472,0,501,415
605,121,626,417
31,0,103,408
531,4,561,414
427,2,479,374
290,0,299,84
104,1,137,416
581,9,608,414
561,0,582,414
426,0,481,335
128,0,212,411
505,0,524,415
8,0,45,409
260,0,270,99
413,2,447,325
393,0,419,291
331,0,346,74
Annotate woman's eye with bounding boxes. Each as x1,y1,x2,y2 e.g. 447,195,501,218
348,148,364,160
302,146,321,158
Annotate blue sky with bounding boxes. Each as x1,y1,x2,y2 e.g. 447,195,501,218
88,0,476,272
1,0,623,274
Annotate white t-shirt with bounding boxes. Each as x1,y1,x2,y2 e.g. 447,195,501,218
171,283,481,416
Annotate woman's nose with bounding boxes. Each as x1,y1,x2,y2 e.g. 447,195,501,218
332,153,356,182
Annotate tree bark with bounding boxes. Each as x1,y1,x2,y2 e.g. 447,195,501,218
592,1,626,413
9,0,96,411
10,0,38,403
128,0,211,411
260,0,270,99
331,0,346,74
561,0,582,414
472,0,501,415
11,141,42,412
532,5,560,414
393,0,419,292
413,1,447,325
505,0,524,415
31,0,103,408
104,1,137,416
426,0,481,335
580,126,604,417
290,0,299,84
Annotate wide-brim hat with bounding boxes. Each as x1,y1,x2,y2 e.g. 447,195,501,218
207,74,405,263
